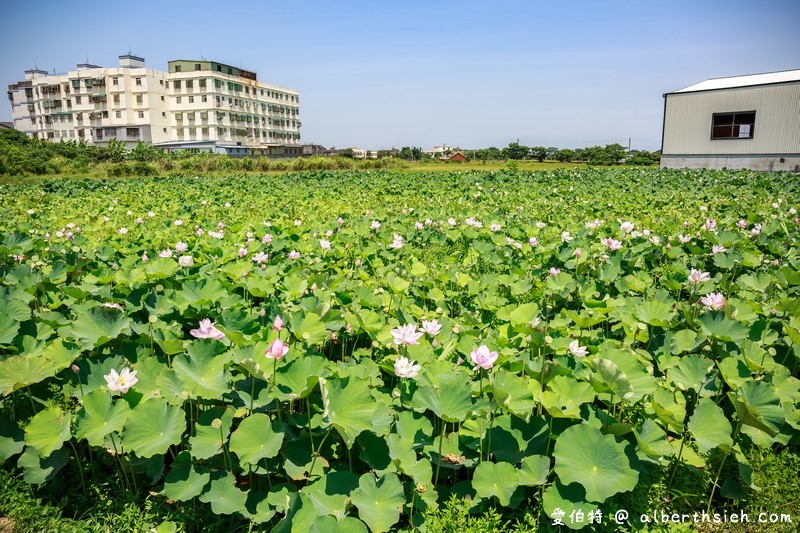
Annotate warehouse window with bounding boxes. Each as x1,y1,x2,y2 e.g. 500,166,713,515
711,111,755,140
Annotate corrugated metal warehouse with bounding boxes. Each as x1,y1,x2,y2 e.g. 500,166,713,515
661,69,800,171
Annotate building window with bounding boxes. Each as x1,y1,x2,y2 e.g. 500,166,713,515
175,65,182,72
113,95,120,104
195,63,201,71
199,79,207,88
112,77,118,85
116,111,122,118
161,95,165,101
188,96,194,103
186,79,193,89
126,128,139,137
135,77,142,86
201,95,207,103
174,80,181,89
103,111,109,118
162,112,166,117
75,96,82,104
136,95,143,104
711,111,755,140
138,111,144,118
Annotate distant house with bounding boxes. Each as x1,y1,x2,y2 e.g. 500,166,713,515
448,151,467,162
661,69,800,171
424,144,458,157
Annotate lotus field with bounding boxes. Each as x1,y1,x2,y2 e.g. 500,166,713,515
0,169,799,531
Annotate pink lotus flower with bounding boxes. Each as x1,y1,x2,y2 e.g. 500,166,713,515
415,222,424,230
620,221,634,234
190,319,226,341
389,234,404,249
602,238,623,251
490,223,501,232
394,356,421,378
700,293,725,310
569,340,588,358
262,234,272,244
421,319,442,336
252,251,269,264
573,248,582,258
549,267,561,276
703,218,717,232
370,221,381,230
118,227,128,235
688,268,711,284
391,324,424,346
175,242,189,253
141,253,149,262
529,237,539,246
737,220,747,228
711,245,727,255
470,345,498,370
288,250,300,259
104,367,138,394
273,315,284,331
320,239,331,250
265,338,289,360
159,248,173,258
178,255,194,267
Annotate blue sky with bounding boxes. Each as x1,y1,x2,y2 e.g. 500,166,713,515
2,0,798,151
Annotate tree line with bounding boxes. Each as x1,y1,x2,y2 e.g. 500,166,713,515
393,142,660,165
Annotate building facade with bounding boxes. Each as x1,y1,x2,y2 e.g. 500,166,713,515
7,55,301,154
661,69,800,171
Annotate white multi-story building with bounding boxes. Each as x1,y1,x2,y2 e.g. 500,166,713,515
7,55,301,155
6,69,45,137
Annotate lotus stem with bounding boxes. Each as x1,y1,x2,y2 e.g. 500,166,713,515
706,419,743,514
434,419,445,487
67,439,87,496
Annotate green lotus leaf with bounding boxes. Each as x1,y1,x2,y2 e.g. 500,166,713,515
411,372,474,423
199,471,248,515
0,339,80,396
163,451,211,501
229,413,284,465
24,406,71,458
172,339,230,399
732,381,784,435
698,312,749,342
320,376,377,448
17,446,70,485
350,473,405,533
634,419,674,461
272,493,318,533
542,481,600,531
491,369,536,420
66,306,132,350
596,348,657,402
472,461,519,506
309,516,368,533
518,455,550,486
240,490,276,524
175,278,228,310
508,302,541,328
689,398,733,453
121,398,185,458
589,358,634,401
74,389,132,446
669,354,714,393
635,300,676,327
302,471,359,518
394,411,434,449
291,311,327,345
144,257,180,279
0,314,20,345
275,355,328,400
670,329,702,354
540,375,596,419
553,423,639,503
0,413,25,461
189,406,234,460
